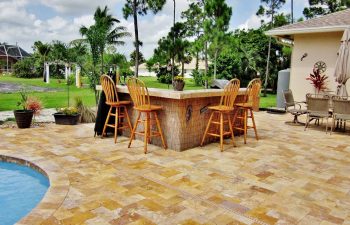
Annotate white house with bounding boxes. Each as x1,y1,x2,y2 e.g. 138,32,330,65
266,9,350,101
132,59,207,78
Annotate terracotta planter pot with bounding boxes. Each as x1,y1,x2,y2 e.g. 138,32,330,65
53,113,80,125
172,80,185,91
14,110,33,129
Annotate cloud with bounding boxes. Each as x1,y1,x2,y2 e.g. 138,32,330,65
39,0,121,15
119,0,190,58
237,14,263,30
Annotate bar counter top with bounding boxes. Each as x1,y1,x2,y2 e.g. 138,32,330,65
97,84,247,100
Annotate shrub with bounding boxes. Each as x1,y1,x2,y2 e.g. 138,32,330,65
75,97,96,123
191,69,204,86
156,65,179,84
13,57,39,78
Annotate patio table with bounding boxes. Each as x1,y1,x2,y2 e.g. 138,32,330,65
96,85,258,151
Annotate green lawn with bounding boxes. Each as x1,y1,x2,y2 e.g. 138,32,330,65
0,75,96,111
0,75,276,111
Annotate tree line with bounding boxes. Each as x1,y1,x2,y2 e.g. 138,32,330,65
12,0,350,100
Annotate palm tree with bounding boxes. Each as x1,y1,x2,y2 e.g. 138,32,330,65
92,6,130,73
80,24,103,104
34,41,51,82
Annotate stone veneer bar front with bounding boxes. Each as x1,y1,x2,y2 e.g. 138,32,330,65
97,85,258,151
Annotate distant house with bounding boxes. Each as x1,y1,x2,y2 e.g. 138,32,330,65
266,9,350,101
0,43,31,73
132,59,207,78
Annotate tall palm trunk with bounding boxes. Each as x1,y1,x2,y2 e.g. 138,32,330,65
264,36,272,97
195,51,199,70
204,41,209,88
264,1,274,97
181,61,184,76
133,0,139,77
213,48,218,79
101,51,104,74
43,56,46,82
171,0,176,80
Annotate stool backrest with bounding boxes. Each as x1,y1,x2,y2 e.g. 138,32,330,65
100,74,119,104
245,78,261,105
220,78,240,107
127,77,151,108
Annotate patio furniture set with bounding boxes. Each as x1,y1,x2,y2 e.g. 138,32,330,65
100,75,261,153
283,89,350,133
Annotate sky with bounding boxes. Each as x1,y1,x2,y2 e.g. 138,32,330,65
0,0,309,59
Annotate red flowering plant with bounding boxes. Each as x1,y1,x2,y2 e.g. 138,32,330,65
26,97,42,115
306,67,328,95
25,97,42,123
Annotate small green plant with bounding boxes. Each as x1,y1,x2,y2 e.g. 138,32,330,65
17,89,29,110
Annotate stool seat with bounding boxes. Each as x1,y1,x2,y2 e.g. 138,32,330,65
106,100,132,106
208,105,234,112
234,102,253,108
134,105,162,112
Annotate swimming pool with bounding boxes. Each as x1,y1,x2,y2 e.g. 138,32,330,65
0,161,49,225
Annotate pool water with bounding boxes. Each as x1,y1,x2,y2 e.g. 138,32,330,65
0,162,49,225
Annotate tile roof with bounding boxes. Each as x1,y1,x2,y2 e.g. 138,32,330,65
0,44,31,58
266,8,350,37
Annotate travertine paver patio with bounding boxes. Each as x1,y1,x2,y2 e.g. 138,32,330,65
1,112,350,225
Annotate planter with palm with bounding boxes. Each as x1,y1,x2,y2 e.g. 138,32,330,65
53,75,81,125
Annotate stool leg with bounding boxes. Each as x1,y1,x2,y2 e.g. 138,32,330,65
128,111,141,148
144,112,150,154
147,113,151,144
244,108,247,144
114,107,119,144
220,112,224,152
124,106,132,132
154,112,167,149
250,108,258,140
102,106,112,138
201,111,214,146
228,113,236,147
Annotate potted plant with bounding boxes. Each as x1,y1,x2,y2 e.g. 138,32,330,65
53,75,80,125
306,67,328,96
14,90,33,129
53,107,80,125
172,75,185,91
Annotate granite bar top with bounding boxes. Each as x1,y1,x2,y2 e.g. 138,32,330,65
96,84,247,100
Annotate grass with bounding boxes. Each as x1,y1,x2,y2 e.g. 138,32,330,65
0,75,96,111
259,94,277,109
0,75,276,111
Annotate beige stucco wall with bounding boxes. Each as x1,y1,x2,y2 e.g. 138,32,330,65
290,31,350,101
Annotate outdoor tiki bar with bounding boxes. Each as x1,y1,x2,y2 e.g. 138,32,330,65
105,85,259,151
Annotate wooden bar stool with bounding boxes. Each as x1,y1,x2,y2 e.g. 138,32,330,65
201,79,240,151
100,74,132,143
233,78,261,144
126,78,167,154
